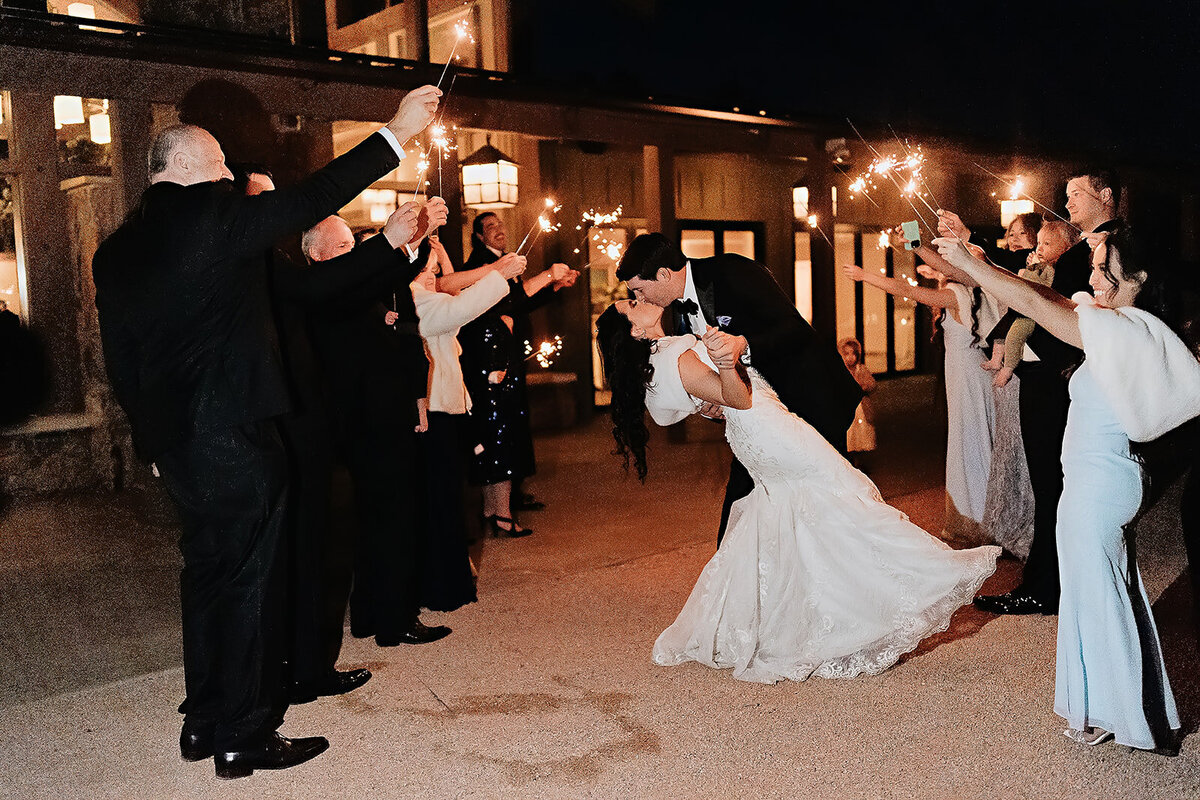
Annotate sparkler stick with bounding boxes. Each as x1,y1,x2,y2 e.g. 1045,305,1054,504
516,198,561,255
971,162,1082,232
845,118,936,234
807,214,834,249
435,20,470,91
887,124,945,211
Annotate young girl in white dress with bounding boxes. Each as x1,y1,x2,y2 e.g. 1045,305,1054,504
934,226,1200,752
596,300,999,684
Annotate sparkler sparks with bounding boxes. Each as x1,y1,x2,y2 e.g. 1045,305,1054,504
516,199,563,255
524,336,564,369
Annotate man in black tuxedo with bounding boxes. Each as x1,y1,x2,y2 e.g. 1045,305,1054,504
618,233,862,542
938,167,1122,616
303,213,451,648
92,84,441,779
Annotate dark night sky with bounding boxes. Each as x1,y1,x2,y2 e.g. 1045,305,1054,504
512,0,1200,167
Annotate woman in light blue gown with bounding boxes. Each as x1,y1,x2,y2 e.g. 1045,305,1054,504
934,225,1200,752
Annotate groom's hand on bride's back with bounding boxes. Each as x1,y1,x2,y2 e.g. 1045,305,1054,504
697,400,725,421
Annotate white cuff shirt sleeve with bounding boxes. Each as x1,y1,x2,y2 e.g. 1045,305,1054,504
376,127,407,160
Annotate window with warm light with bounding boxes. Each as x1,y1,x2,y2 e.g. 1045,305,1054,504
331,120,422,229
429,1,481,70
55,97,112,171
0,175,27,324
792,186,809,219
0,91,10,161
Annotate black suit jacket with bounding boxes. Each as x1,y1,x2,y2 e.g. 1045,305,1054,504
311,238,431,436
688,254,862,449
93,132,401,460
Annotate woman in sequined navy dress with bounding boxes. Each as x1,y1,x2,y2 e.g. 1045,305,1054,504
457,212,577,537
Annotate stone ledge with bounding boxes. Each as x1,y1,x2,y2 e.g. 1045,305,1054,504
0,411,101,437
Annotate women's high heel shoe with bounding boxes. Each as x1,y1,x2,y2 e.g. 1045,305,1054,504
1063,728,1114,746
484,515,532,538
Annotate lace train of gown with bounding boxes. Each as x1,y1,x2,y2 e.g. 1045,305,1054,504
646,336,1000,683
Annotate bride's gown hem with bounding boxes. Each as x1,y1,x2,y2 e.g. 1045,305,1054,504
646,335,999,685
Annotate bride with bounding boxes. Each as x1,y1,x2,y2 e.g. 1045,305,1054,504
596,298,1000,683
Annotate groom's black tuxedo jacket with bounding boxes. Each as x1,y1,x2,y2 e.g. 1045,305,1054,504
93,133,400,461
689,253,863,449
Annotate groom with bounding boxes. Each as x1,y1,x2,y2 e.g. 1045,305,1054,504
618,233,862,541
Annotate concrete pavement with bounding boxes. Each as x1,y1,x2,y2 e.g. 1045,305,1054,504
2,376,1198,799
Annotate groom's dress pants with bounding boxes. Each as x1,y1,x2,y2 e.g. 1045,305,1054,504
154,420,289,750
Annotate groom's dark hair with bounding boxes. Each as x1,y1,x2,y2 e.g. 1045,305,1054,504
617,233,686,282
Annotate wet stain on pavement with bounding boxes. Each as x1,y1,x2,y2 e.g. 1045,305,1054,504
413,677,661,784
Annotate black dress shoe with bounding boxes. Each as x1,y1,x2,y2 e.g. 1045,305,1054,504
974,591,1056,615
214,732,329,780
289,668,372,704
515,492,546,511
180,727,214,762
376,619,452,647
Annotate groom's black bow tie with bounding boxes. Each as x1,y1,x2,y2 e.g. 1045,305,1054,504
673,298,699,317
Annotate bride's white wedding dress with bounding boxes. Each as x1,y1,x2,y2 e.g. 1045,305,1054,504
646,335,1000,683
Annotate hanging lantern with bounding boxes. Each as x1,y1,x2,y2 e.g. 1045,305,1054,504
88,100,111,145
53,95,85,129
460,141,518,210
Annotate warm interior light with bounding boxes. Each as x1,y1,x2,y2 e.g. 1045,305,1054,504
88,99,111,144
67,3,96,18
461,143,519,210
792,186,809,219
1000,199,1035,227
53,95,85,128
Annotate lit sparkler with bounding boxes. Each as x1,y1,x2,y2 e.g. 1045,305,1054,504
524,335,564,369
971,162,1081,231
516,198,562,255
435,19,473,91
807,213,833,248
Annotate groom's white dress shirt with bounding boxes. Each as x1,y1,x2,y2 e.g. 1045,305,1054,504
681,261,709,333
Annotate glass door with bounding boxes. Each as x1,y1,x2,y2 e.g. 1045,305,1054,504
833,224,918,375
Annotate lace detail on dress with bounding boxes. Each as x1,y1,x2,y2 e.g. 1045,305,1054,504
651,341,1000,684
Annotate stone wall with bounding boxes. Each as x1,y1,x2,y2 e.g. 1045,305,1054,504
0,175,144,495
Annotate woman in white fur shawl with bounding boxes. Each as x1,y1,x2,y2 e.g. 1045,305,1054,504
933,225,1200,754
410,238,526,611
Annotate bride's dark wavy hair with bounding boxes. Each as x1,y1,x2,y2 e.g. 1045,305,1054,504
1098,225,1195,352
596,304,654,481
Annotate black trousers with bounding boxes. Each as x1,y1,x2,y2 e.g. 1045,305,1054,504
345,417,423,640
1015,360,1072,606
417,412,480,611
155,421,288,750
277,410,353,687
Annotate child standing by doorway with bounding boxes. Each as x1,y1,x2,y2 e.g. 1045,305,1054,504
839,338,876,470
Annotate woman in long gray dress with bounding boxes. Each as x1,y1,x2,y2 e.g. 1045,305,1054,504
842,264,998,545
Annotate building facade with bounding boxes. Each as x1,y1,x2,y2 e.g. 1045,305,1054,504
1,2,1195,494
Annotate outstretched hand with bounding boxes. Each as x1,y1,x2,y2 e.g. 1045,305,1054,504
408,196,448,244
387,85,442,142
842,264,866,282
494,253,527,280
382,202,420,248
936,209,971,242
